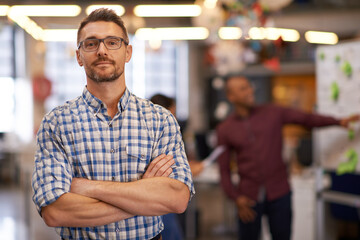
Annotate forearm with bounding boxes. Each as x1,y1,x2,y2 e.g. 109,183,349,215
217,149,239,200
282,107,340,128
41,192,133,227
219,171,239,201
73,177,190,216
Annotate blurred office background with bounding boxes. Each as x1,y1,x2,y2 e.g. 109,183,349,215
0,0,360,239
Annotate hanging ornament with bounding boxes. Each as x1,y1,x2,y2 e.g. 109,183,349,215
32,75,52,102
210,40,246,75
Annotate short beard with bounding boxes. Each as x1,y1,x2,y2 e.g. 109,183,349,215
86,70,121,83
86,57,122,83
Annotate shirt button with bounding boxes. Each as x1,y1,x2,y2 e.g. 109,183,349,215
109,124,113,128
110,149,115,153
112,176,115,181
116,228,120,233
141,154,145,158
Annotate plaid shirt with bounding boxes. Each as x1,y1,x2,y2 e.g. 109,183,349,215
32,87,195,240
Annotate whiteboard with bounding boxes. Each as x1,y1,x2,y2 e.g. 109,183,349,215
315,41,360,174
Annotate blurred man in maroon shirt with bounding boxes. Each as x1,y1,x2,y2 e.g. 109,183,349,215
216,76,359,240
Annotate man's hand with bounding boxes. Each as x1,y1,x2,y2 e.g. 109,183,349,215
340,114,360,128
142,154,175,179
236,195,256,223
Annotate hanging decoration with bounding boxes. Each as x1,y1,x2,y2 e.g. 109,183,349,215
221,0,268,36
196,0,293,75
207,40,247,75
32,75,52,102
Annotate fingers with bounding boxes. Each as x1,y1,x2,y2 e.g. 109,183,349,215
145,154,167,174
153,155,175,177
341,114,360,128
351,114,360,121
236,195,257,223
159,159,175,177
142,154,175,179
239,207,257,223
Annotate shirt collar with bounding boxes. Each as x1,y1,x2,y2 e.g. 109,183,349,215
118,87,131,112
82,86,131,114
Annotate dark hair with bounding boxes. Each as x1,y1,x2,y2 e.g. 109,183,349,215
224,75,249,94
77,8,129,44
150,94,175,110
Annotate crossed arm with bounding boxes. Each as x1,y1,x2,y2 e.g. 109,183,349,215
41,154,190,227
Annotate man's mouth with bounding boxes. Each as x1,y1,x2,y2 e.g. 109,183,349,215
94,59,114,66
95,61,112,66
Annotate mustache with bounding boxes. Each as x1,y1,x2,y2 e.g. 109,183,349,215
93,57,115,65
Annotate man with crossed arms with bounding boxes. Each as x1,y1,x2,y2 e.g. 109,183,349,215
32,8,194,240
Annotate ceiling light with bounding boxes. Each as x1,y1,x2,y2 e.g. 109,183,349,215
135,27,209,40
218,27,242,40
276,28,300,42
248,27,299,42
42,29,78,42
264,28,300,42
86,5,125,16
248,27,266,40
305,31,338,45
8,13,44,40
134,5,202,17
0,5,9,16
264,28,282,40
9,5,81,17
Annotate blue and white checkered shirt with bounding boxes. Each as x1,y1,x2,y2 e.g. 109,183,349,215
32,87,195,240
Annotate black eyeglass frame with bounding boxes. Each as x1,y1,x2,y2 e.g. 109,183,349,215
77,36,129,52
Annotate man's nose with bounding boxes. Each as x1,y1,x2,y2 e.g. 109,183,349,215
97,41,108,56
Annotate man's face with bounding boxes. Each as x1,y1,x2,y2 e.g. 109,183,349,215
226,77,255,108
76,21,132,83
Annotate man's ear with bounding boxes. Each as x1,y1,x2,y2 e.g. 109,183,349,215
125,45,132,63
76,50,83,66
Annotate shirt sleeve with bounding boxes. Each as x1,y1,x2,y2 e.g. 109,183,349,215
152,113,195,199
32,115,73,215
216,125,239,201
279,106,341,128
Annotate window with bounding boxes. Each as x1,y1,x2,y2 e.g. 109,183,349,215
0,25,15,133
44,41,85,112
126,37,189,120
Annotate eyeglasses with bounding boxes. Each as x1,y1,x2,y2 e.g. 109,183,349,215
78,37,129,52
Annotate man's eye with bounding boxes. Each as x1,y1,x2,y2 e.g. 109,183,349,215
108,40,118,45
85,41,97,47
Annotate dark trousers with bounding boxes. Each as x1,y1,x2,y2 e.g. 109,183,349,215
238,192,292,240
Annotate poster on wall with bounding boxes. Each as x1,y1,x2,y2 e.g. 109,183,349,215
315,41,360,174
